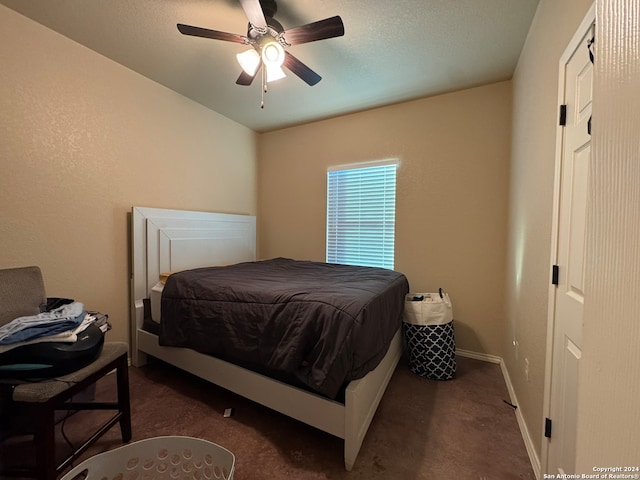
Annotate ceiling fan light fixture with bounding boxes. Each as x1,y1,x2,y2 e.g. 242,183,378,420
236,48,261,76
261,40,285,68
260,39,286,83
266,64,286,83
178,0,345,98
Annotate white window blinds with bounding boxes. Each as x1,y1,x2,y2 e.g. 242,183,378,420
326,161,398,270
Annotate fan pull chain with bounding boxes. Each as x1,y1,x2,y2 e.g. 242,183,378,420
261,63,266,109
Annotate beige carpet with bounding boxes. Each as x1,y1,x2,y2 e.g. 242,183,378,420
1,355,535,479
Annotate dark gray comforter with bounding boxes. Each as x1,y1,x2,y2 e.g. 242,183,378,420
159,258,409,399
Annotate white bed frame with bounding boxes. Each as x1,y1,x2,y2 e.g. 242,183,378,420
129,206,402,470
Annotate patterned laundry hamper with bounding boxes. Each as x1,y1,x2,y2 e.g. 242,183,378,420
403,290,456,380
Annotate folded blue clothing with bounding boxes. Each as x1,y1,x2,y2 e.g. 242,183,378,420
0,302,86,345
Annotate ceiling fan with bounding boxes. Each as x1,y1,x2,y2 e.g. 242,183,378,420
177,0,344,91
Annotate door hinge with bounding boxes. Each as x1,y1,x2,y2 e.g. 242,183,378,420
559,105,567,126
545,417,553,438
552,265,559,285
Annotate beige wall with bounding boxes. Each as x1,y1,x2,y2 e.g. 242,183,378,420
506,0,593,467
0,5,257,344
259,82,512,356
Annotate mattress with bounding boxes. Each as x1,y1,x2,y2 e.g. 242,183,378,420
150,282,164,324
158,258,409,399
151,270,183,323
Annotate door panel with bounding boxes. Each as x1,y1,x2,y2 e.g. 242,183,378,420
547,21,593,475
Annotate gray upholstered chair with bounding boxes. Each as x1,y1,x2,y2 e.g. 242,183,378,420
0,266,131,480
0,266,47,327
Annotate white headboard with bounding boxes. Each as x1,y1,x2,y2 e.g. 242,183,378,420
130,206,256,363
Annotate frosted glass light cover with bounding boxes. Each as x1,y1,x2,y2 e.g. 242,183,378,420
236,49,260,76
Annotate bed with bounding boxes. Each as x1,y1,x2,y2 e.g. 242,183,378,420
129,206,408,470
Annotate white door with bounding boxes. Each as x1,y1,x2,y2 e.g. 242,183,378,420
546,17,594,475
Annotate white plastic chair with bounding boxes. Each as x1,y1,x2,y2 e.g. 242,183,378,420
61,436,235,480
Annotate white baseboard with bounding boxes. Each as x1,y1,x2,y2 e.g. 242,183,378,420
456,349,541,479
456,349,502,364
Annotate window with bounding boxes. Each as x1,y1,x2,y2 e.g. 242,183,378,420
326,160,398,269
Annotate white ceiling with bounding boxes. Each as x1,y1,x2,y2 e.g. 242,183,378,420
1,0,539,133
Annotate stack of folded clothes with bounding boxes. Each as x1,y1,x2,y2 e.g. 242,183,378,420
0,300,111,378
0,302,110,355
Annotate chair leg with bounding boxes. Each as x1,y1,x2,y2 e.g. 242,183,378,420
116,354,132,442
33,402,56,480
4,345,130,479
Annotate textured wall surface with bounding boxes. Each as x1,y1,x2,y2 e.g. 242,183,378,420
0,5,257,343
259,82,512,357
576,0,640,469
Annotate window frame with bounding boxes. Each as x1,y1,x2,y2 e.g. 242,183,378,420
326,159,399,270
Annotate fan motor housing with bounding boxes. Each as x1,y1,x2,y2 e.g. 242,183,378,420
248,17,284,41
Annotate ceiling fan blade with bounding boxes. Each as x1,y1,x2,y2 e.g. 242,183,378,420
239,0,267,29
282,16,345,46
177,23,247,44
284,52,321,86
236,64,261,86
